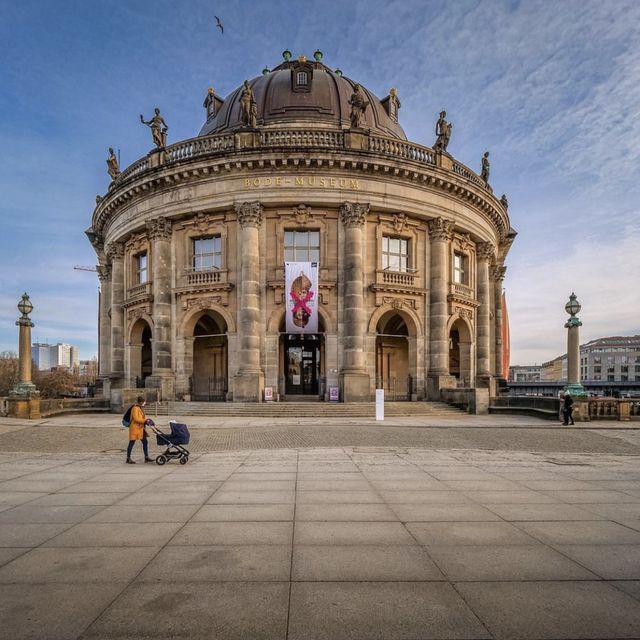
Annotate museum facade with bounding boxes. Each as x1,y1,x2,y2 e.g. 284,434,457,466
87,52,515,405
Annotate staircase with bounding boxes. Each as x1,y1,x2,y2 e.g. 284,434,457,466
149,401,464,418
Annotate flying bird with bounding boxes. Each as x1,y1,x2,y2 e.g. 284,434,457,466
215,16,223,34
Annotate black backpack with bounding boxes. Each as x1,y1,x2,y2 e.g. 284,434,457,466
122,405,134,428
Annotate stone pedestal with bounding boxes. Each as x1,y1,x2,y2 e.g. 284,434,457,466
233,371,264,403
341,372,371,403
572,396,590,422
435,152,453,171
7,396,41,419
427,374,457,400
344,129,369,151
234,130,260,149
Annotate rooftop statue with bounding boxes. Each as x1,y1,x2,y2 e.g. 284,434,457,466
204,87,216,118
106,147,120,180
500,193,508,210
481,151,490,183
348,84,369,129
434,110,452,153
239,80,257,128
140,108,168,148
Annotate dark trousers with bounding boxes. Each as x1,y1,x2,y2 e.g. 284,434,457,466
562,407,574,424
127,437,149,458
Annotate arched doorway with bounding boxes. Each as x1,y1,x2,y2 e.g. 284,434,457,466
449,317,472,387
129,318,152,388
191,312,228,401
279,316,325,399
376,312,410,400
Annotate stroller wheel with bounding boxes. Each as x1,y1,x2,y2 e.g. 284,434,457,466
180,455,188,465
156,455,167,466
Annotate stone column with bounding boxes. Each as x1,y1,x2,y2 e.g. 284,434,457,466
427,217,455,399
107,242,125,385
339,202,371,402
492,265,506,384
96,265,112,379
146,217,175,400
233,202,264,402
476,242,495,387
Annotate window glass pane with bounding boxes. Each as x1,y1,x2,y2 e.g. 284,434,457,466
400,239,407,253
310,249,319,262
389,255,399,270
284,231,294,246
284,248,294,262
295,233,307,247
213,236,221,252
383,236,389,252
389,238,400,254
310,231,320,246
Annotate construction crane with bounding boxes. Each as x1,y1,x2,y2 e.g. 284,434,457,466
74,265,98,272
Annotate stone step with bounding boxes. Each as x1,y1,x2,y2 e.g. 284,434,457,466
149,401,464,418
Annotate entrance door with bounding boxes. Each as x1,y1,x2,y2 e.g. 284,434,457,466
285,335,319,395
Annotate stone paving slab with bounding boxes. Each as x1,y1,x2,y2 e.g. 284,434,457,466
455,581,640,639
0,444,639,638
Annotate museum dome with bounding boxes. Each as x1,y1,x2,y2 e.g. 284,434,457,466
198,53,407,140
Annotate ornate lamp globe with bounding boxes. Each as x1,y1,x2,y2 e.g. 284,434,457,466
565,292,581,317
17,293,33,317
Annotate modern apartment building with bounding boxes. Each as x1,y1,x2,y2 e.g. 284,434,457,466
31,343,80,371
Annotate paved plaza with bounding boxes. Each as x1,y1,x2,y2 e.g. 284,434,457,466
1,414,640,639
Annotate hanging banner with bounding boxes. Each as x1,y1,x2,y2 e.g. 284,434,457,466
285,261,318,333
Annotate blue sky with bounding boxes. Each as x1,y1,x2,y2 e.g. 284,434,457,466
0,0,638,365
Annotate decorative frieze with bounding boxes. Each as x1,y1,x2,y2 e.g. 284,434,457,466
235,201,264,228
125,232,148,255
147,216,172,239
476,241,496,262
106,242,124,261
340,202,369,227
181,296,223,311
492,265,507,282
96,265,112,282
455,233,472,253
427,217,454,241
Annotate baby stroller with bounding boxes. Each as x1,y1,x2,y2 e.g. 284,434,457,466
146,419,191,465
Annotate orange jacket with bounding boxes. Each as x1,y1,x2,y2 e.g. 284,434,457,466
128,404,146,440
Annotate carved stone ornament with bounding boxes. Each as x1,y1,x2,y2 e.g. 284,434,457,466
340,202,369,227
106,242,124,261
292,204,312,225
392,212,407,233
382,296,416,310
235,201,264,228
492,265,507,281
127,307,151,323
194,212,213,233
147,217,172,240
184,296,222,311
456,307,473,320
126,233,147,255
476,241,496,262
456,233,472,253
427,217,454,241
96,265,112,282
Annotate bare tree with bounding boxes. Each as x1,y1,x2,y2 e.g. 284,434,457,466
0,351,18,396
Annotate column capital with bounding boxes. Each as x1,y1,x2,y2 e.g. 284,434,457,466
106,242,124,261
96,265,112,282
147,216,172,240
477,241,496,262
235,201,264,228
492,265,507,282
427,217,454,241
340,202,369,227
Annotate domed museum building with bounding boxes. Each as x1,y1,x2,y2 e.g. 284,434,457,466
87,51,515,407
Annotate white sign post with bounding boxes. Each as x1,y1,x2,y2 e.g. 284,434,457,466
375,388,384,421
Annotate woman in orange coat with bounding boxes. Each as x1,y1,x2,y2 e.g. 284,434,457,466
126,396,153,464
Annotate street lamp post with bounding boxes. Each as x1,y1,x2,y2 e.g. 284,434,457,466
564,292,587,398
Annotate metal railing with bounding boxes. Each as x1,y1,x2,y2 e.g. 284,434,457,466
190,376,228,402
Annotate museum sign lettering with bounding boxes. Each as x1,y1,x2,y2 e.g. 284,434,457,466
244,176,362,190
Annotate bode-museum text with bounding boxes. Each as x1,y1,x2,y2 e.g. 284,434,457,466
243,175,362,190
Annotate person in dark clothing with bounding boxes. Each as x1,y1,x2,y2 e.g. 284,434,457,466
562,393,575,425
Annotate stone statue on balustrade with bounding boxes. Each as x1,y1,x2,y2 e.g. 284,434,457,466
434,110,452,153
500,193,508,210
140,108,168,148
239,80,257,128
480,151,490,183
106,147,120,181
348,84,369,129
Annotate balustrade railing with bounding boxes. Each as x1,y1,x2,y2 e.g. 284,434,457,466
109,128,494,197
126,282,152,300
369,136,436,165
588,398,619,419
380,270,416,287
452,161,485,187
183,268,225,286
450,282,475,299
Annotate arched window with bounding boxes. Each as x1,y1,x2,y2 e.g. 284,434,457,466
296,71,308,87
